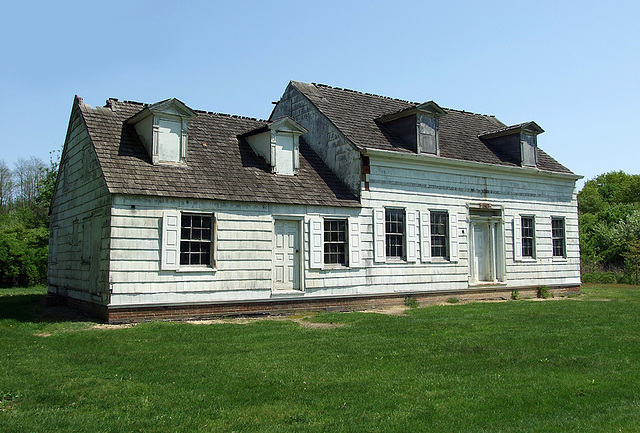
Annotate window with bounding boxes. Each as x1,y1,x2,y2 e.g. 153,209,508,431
310,216,360,269
552,217,565,257
521,216,535,258
385,209,405,258
180,213,213,266
324,219,347,265
430,211,448,258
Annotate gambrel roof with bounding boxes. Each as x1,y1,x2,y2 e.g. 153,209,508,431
287,81,573,174
78,97,360,207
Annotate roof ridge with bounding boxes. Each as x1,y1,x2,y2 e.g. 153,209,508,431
102,99,266,122
193,110,267,122
309,82,499,118
312,82,416,105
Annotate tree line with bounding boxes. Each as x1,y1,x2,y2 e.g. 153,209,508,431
0,154,58,286
578,171,640,284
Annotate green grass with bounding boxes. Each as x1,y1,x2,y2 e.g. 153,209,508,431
2,285,640,432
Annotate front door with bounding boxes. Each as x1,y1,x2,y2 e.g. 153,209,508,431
472,222,493,282
274,220,300,291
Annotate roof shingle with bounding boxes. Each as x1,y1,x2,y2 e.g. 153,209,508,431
290,81,573,174
80,99,360,208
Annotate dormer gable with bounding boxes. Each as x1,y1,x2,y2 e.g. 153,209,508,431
126,98,197,165
376,101,445,155
242,117,307,176
479,121,544,167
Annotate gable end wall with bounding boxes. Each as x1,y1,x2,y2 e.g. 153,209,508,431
271,84,362,196
48,103,112,307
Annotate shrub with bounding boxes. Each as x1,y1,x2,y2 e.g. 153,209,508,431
511,290,520,300
581,271,618,284
0,226,48,286
537,286,551,299
404,296,419,309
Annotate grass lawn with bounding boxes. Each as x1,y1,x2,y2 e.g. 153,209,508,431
1,285,640,432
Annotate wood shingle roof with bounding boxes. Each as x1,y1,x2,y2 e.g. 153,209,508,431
289,81,573,174
80,98,360,207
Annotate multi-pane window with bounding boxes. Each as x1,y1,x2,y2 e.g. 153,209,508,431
430,211,448,258
552,217,565,257
521,216,535,258
180,214,213,266
324,219,347,265
385,208,405,258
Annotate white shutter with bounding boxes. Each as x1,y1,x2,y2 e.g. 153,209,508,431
532,216,537,259
348,217,361,267
513,216,522,262
161,211,180,270
449,213,459,262
406,210,417,262
373,208,386,263
309,217,323,269
420,210,431,262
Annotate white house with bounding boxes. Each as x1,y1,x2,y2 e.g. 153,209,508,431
48,81,581,322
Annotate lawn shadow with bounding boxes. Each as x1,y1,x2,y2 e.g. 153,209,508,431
0,292,99,324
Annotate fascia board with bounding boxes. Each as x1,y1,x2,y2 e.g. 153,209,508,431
361,147,583,182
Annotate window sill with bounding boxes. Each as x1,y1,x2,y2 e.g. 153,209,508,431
175,266,217,273
322,264,349,270
552,256,568,262
518,258,538,263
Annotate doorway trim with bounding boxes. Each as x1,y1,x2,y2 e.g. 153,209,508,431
467,206,506,286
271,215,304,295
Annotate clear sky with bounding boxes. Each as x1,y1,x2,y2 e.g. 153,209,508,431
2,0,638,189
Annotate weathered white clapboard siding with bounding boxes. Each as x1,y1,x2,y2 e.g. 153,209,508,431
358,153,580,290
107,195,367,307
48,103,112,305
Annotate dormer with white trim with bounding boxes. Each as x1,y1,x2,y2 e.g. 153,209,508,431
243,117,308,175
479,121,543,168
127,98,197,165
376,101,446,155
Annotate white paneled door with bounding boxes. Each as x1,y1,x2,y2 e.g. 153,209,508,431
274,220,300,291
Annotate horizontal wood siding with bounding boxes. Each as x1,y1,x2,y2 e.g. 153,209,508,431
108,196,364,306
48,103,111,305
360,156,580,291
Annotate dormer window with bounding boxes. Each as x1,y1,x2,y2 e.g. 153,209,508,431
479,121,544,168
243,117,308,176
127,98,196,165
376,101,445,155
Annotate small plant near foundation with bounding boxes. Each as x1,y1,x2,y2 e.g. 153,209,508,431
511,290,520,300
404,296,420,309
447,297,460,304
537,286,552,299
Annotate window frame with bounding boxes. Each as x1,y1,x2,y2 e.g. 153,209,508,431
385,208,405,259
521,215,535,259
551,217,566,258
179,212,215,267
323,218,348,266
430,211,449,259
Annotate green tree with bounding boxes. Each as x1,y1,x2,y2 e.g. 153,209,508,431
578,171,640,282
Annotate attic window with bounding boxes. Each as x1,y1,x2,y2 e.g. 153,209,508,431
127,98,196,165
243,117,307,176
376,101,445,156
479,122,543,168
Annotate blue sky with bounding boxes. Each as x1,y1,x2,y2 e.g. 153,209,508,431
2,0,638,188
